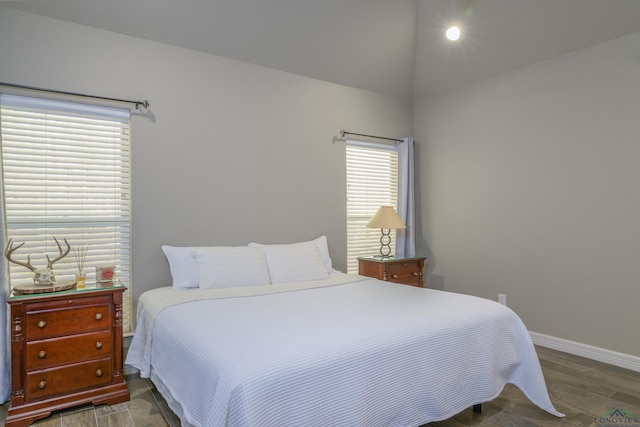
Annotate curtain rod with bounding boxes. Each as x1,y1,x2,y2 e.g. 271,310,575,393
0,81,150,110
340,129,403,143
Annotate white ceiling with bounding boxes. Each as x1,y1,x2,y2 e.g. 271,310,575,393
4,0,640,100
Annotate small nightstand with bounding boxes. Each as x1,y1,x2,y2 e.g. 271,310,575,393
358,256,426,287
6,283,130,427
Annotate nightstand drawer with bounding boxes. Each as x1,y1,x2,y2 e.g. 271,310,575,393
26,330,113,370
387,263,421,284
25,300,112,339
26,357,113,400
358,256,426,287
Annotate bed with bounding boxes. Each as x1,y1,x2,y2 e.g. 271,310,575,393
126,239,563,427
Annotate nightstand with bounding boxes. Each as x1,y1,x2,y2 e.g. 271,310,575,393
6,283,130,427
358,256,426,287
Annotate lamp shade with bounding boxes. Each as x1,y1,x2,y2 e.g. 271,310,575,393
366,206,406,229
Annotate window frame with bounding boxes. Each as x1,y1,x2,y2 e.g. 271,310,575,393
1,94,133,333
346,140,399,273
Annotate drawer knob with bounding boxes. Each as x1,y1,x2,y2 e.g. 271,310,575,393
95,313,103,321
38,320,47,329
412,272,418,276
95,341,103,350
96,369,103,377
38,381,46,390
392,274,398,279
38,350,47,359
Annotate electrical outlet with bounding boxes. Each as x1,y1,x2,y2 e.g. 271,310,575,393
498,294,507,306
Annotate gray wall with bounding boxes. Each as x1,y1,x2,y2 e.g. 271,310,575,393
0,7,413,307
415,32,640,357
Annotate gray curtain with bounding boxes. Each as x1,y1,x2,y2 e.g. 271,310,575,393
0,133,10,402
395,138,416,258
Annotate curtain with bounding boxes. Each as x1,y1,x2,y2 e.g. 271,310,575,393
0,134,10,403
395,137,416,258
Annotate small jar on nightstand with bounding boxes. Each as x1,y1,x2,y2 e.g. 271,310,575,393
357,256,426,287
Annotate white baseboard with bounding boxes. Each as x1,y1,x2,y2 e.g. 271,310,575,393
530,331,640,373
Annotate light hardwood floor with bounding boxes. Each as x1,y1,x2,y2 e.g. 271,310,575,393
1,346,639,426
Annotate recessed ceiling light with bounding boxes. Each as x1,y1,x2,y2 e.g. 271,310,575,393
445,25,461,41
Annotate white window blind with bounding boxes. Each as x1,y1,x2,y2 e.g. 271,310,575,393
346,142,398,273
1,94,133,333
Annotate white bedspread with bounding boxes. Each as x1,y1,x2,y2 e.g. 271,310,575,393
126,274,563,427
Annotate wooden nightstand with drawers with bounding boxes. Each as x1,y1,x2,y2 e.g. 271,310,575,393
358,256,426,288
6,284,130,427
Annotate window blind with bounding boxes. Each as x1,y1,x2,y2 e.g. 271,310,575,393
1,94,133,333
346,142,398,273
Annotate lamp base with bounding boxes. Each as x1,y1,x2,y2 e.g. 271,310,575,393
379,228,392,257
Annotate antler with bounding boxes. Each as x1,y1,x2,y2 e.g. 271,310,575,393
46,237,71,269
4,239,37,272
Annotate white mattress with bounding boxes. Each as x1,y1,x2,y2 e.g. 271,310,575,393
126,274,563,427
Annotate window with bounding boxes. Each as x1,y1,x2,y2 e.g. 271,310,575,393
1,94,133,333
346,142,398,273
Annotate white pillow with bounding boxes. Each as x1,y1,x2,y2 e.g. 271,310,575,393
193,246,271,289
248,240,329,284
312,235,337,274
162,245,199,290
250,236,336,274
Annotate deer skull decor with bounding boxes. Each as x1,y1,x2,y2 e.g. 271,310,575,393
4,237,72,285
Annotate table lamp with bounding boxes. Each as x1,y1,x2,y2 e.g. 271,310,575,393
366,206,406,258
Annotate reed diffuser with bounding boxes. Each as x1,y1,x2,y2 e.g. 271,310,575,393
73,246,88,289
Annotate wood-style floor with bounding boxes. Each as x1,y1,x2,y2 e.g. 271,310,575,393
1,346,639,426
